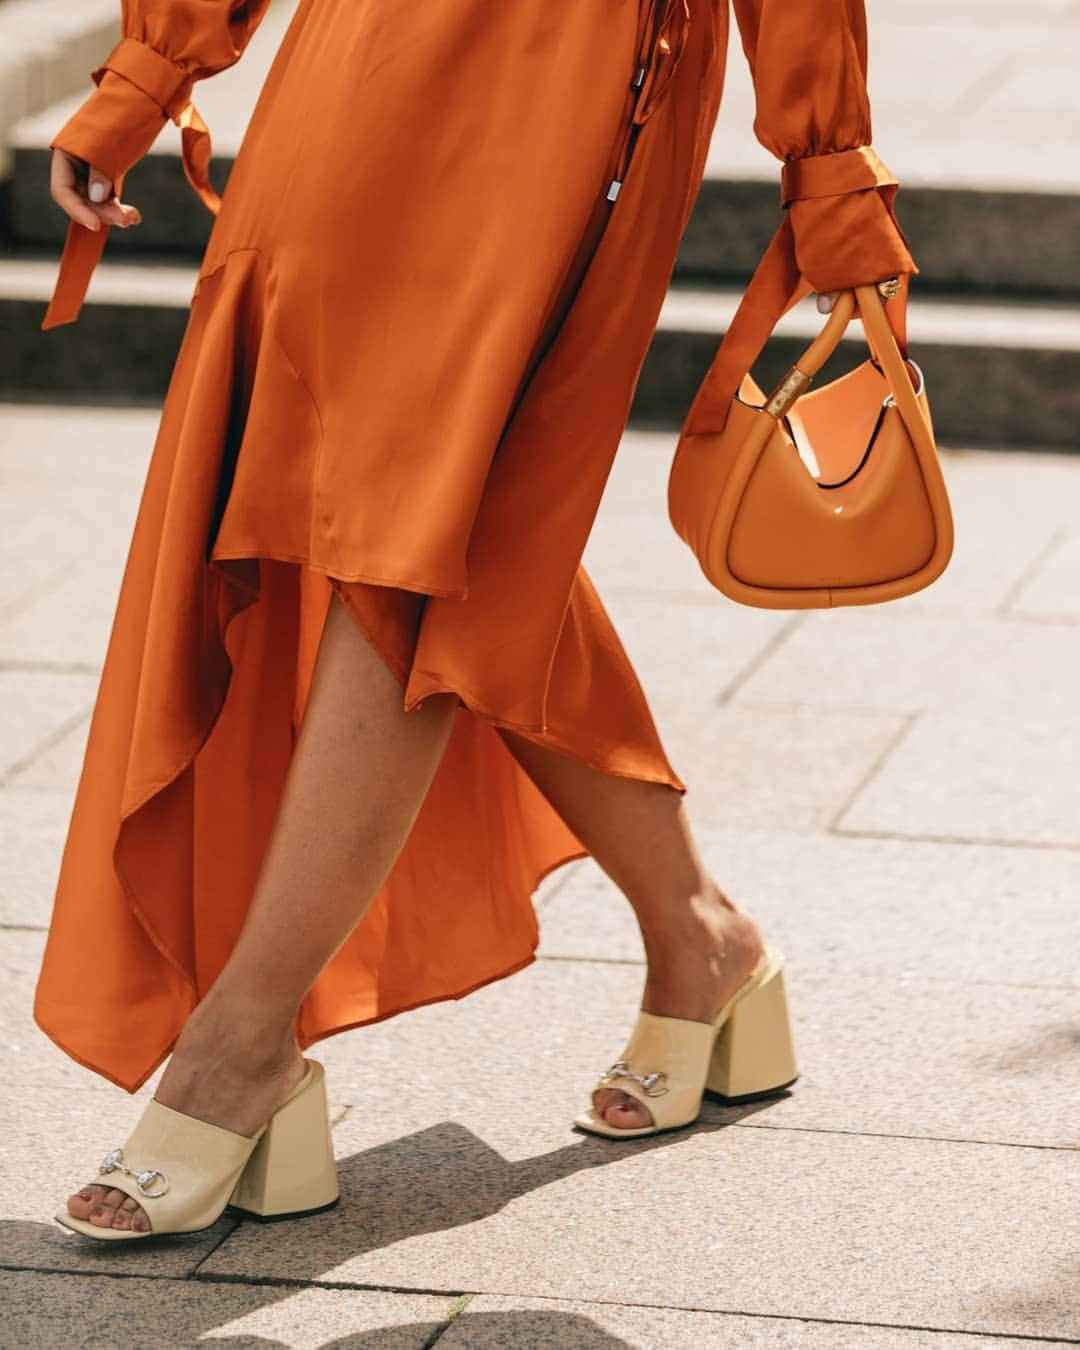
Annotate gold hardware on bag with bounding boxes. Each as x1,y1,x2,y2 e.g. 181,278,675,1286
876,277,901,301
763,366,812,420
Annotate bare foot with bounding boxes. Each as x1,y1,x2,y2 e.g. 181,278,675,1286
592,884,766,1130
65,991,305,1233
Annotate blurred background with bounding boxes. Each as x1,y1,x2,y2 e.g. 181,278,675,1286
0,0,1077,446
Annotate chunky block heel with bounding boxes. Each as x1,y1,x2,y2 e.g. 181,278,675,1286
574,945,798,1139
706,954,798,1101
228,1060,340,1221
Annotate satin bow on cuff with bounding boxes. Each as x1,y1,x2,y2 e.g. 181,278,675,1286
684,146,917,434
42,38,221,331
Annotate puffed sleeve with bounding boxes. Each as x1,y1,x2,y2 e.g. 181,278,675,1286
50,0,271,183
732,0,916,293
42,0,271,329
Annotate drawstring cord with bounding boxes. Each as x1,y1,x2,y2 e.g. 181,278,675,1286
606,0,690,204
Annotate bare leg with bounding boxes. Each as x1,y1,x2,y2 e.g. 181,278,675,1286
68,590,458,1231
499,730,765,1131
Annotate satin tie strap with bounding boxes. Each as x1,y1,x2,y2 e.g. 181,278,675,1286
42,38,219,331
684,147,910,436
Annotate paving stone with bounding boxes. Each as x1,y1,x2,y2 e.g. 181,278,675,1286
586,505,724,604
1008,531,1080,622
445,1295,1080,1350
0,1270,453,1349
537,830,1080,989
0,515,82,623
320,939,1080,1151
886,468,1080,618
600,592,797,708
839,714,1080,849
4,710,89,793
732,609,1080,721
200,1021,1078,1340
0,931,162,1095
0,786,70,927
650,704,906,833
0,669,96,780
0,562,123,669
0,404,149,623
0,403,157,471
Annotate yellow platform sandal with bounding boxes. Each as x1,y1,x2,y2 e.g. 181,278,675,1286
574,946,798,1139
54,1058,340,1241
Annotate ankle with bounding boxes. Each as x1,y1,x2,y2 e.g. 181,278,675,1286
640,884,760,965
180,983,300,1068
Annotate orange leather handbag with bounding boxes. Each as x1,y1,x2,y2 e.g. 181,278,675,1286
668,272,953,610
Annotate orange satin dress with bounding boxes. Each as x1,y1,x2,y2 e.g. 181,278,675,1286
34,0,914,1091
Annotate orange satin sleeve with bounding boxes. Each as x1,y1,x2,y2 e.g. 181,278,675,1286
732,0,916,292
43,0,271,330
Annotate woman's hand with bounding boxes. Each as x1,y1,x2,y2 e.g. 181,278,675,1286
817,278,902,314
50,149,142,232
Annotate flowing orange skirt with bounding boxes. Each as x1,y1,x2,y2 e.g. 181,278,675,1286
35,0,729,1091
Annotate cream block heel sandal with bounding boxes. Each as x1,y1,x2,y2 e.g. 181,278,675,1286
55,1058,340,1241
574,946,798,1139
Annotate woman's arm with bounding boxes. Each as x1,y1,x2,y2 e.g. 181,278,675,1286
732,0,916,295
53,0,273,182
44,0,271,327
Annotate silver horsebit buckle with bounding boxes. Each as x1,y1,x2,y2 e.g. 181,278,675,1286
98,1148,170,1199
600,1059,670,1098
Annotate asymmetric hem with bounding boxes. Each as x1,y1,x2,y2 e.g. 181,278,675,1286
35,0,917,1092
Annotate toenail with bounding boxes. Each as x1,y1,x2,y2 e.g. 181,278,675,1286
78,1190,94,1200
89,1209,103,1218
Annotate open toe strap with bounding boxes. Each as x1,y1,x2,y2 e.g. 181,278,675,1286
57,1098,265,1239
577,1012,720,1136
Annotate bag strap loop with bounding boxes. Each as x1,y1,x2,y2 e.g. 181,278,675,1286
682,207,911,438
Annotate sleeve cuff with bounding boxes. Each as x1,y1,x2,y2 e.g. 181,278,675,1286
49,38,195,182
780,147,918,294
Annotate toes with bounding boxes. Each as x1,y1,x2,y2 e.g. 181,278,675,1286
67,1183,107,1218
603,1096,653,1129
87,1187,128,1228
111,1195,140,1230
592,1088,653,1130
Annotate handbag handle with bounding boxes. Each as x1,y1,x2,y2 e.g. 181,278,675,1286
760,284,919,422
683,210,910,436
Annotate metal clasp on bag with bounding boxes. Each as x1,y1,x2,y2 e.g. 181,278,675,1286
764,366,812,420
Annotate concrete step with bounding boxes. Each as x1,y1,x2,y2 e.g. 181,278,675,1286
10,126,1080,301
3,257,1076,449
638,289,1080,450
0,256,192,404
8,0,1079,300
0,0,118,179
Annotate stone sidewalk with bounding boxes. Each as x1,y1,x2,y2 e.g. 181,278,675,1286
1,403,1078,1347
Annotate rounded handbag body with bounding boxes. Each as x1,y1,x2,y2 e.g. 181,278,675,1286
668,283,953,609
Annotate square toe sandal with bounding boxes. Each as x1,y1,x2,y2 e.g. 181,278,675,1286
54,1057,340,1241
574,945,799,1139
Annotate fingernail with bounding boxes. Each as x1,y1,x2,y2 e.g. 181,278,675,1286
89,182,108,203
816,295,829,314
